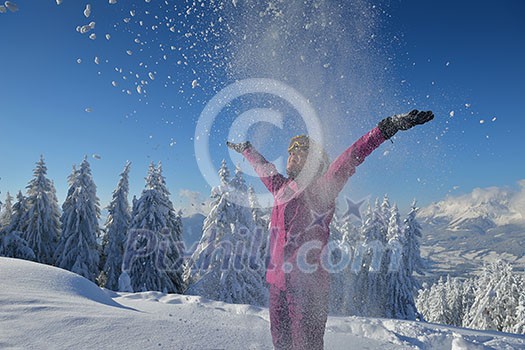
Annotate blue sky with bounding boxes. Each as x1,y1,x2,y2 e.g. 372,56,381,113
0,0,524,215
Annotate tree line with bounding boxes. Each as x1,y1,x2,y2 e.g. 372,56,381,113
2,156,523,334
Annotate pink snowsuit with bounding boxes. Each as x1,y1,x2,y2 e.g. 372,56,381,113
243,126,386,349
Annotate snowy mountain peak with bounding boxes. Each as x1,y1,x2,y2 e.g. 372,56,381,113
419,181,525,231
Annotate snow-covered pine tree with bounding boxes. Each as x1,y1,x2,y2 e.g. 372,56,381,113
247,185,269,267
336,210,360,315
444,275,468,326
402,200,425,284
0,230,36,260
102,162,131,291
418,275,462,325
328,211,347,315
425,277,449,324
353,201,388,317
8,191,29,234
247,185,267,229
124,162,183,293
0,192,13,229
23,156,61,265
513,287,525,334
55,158,101,282
464,260,523,333
379,194,391,231
0,191,35,260
385,203,417,320
185,161,267,306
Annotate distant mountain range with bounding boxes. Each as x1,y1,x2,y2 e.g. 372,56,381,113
417,181,525,279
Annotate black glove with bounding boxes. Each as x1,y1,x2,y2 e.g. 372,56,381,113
226,141,252,153
378,109,434,139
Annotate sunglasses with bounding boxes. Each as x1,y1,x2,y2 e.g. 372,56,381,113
288,141,309,153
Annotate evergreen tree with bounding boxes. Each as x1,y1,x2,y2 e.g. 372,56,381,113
247,185,268,230
0,191,35,260
513,289,525,334
426,277,449,324
8,191,30,234
379,194,391,230
336,210,360,315
338,197,425,319
102,162,131,290
124,162,183,293
403,200,425,281
0,230,36,260
0,192,13,229
24,156,61,265
328,212,348,314
185,161,267,306
385,203,418,320
417,261,524,334
55,158,101,282
354,202,387,317
464,260,523,332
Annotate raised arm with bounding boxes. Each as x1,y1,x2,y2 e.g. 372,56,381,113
321,110,434,198
321,126,385,198
227,141,286,195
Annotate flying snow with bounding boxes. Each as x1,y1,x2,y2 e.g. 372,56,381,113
78,22,96,34
4,1,18,12
84,4,91,18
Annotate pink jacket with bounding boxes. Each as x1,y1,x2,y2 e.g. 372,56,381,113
243,127,386,290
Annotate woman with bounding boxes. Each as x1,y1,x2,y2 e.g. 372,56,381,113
227,109,434,349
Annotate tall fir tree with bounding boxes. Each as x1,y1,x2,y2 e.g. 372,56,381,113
0,192,14,229
403,200,425,278
102,162,131,290
0,191,35,260
124,162,183,293
185,161,267,306
55,158,101,282
23,156,61,265
385,203,418,320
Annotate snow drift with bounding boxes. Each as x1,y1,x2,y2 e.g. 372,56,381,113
1,257,524,349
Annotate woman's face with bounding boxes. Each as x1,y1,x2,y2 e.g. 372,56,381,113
286,148,308,178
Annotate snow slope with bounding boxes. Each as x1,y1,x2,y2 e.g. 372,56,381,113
1,258,524,349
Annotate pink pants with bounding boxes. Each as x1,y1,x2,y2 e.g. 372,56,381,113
269,280,329,350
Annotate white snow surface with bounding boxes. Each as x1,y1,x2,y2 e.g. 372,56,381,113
1,258,524,349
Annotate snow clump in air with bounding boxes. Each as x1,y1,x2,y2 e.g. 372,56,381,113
4,1,18,12
84,4,91,18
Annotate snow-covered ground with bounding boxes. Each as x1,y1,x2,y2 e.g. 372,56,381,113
1,258,524,349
